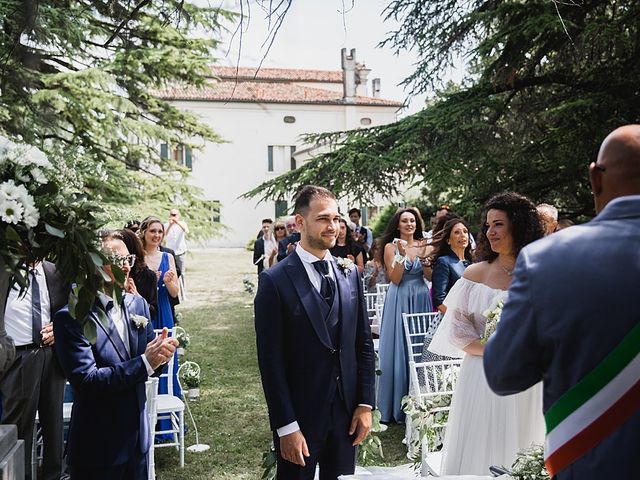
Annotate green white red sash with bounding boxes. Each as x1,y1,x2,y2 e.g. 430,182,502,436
544,322,640,477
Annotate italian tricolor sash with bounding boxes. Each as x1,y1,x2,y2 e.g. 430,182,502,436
543,322,640,477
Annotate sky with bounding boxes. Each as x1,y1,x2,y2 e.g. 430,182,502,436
214,0,464,116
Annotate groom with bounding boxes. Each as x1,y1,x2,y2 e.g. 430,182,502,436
255,185,375,479
484,125,640,479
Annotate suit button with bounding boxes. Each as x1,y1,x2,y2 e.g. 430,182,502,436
336,376,340,381
330,349,336,354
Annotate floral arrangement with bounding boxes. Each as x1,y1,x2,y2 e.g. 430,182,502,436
175,326,190,349
481,299,504,344
180,361,201,389
402,392,451,469
0,136,109,344
508,444,546,480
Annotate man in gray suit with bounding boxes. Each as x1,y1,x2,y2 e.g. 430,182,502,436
484,124,640,479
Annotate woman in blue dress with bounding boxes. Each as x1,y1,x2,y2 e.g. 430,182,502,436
139,216,182,438
377,208,432,423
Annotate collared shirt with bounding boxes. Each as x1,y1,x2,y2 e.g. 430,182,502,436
276,244,371,438
5,263,51,346
295,243,336,293
97,293,154,376
164,222,187,255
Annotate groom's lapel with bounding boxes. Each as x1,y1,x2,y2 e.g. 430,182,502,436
122,294,140,357
93,309,129,362
286,252,333,349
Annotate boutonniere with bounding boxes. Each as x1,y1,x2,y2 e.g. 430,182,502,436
336,257,355,275
130,314,149,329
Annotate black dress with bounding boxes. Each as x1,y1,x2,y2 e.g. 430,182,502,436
130,266,159,320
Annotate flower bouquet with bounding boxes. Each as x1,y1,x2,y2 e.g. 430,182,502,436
481,299,504,344
180,361,201,400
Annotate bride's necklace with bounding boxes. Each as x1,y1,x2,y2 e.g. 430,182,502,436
497,259,514,276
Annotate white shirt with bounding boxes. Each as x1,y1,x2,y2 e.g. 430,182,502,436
164,222,188,255
276,244,371,438
5,263,51,346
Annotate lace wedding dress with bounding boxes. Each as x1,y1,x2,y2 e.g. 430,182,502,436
428,277,545,475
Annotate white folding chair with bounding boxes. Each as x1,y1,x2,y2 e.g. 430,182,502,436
153,328,185,467
145,377,159,479
407,359,461,476
375,282,389,298
401,312,441,364
364,292,380,336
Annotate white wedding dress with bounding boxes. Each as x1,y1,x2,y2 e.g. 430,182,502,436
428,277,545,476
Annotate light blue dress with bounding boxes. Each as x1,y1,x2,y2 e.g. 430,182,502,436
377,257,432,423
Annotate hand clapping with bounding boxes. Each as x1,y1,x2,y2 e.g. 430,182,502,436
144,327,178,370
163,270,176,285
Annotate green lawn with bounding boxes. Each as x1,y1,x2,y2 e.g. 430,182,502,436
155,248,407,479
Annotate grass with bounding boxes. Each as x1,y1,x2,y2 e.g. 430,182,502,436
154,248,408,479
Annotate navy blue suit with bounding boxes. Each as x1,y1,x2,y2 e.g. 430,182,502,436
484,196,640,479
255,250,375,479
54,293,157,478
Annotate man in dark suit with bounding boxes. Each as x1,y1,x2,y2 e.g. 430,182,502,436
484,125,640,479
54,235,177,479
255,185,375,479
1,260,69,480
253,219,273,274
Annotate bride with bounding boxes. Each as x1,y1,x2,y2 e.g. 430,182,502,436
428,192,546,475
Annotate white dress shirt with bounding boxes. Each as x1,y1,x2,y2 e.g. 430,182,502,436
5,263,51,346
108,298,154,375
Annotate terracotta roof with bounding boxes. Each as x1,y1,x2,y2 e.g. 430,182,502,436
155,80,403,107
209,66,343,83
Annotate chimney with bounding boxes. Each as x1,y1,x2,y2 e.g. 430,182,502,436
372,78,381,98
341,48,357,103
355,63,371,96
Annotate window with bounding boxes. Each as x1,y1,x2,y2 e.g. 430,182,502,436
211,201,221,223
160,143,193,171
267,145,297,173
360,117,372,126
283,115,296,124
275,200,288,219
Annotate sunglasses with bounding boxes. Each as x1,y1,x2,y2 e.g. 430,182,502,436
275,226,285,231
107,254,136,268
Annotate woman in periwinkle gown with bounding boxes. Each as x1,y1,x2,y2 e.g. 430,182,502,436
378,208,432,423
429,192,546,475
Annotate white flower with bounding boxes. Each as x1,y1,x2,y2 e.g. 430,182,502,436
336,257,355,275
0,179,23,201
130,314,149,329
22,203,40,227
0,199,24,224
30,168,48,184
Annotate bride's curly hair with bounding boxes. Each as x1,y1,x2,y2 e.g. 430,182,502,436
475,192,543,263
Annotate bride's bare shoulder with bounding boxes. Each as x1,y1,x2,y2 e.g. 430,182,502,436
462,261,490,283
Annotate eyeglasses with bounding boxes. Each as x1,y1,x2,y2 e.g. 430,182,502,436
107,254,136,268
275,226,285,231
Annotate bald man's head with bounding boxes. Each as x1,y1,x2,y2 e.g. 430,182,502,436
590,125,640,213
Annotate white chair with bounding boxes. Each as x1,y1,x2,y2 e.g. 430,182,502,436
145,377,159,479
401,312,441,363
407,359,461,476
153,328,185,467
375,283,389,298
364,292,380,336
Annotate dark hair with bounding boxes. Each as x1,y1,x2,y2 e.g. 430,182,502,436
433,212,461,236
348,207,361,217
124,219,140,230
377,207,425,264
429,218,473,264
117,228,148,272
475,192,543,262
261,218,273,224
337,218,357,249
293,185,336,216
138,216,164,248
